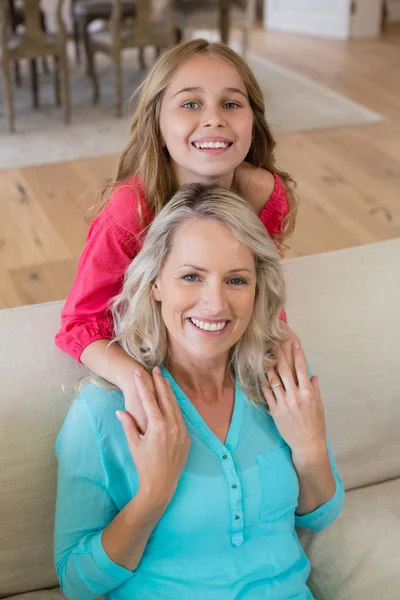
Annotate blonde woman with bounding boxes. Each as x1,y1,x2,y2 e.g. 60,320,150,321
55,185,344,600
55,38,300,431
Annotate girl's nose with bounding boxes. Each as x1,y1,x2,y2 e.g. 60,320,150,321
202,106,226,128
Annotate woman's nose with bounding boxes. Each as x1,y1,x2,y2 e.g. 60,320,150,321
203,283,227,315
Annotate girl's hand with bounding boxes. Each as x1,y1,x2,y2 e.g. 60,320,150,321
261,341,327,463
117,367,191,511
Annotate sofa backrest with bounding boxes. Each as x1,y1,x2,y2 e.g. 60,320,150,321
0,238,399,596
284,238,400,491
0,302,87,598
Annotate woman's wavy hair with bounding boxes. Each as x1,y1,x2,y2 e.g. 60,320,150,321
111,184,287,403
89,38,298,252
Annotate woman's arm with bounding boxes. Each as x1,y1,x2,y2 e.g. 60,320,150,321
261,343,344,532
55,371,190,599
292,443,336,516
294,438,344,532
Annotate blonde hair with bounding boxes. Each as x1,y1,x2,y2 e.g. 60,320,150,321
111,184,287,402
89,39,298,250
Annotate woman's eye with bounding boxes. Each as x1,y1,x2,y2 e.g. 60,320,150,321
182,102,199,109
229,277,246,286
183,274,198,282
224,102,240,109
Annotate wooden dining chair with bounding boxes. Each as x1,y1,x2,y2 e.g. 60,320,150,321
174,0,257,59
86,0,175,118
0,0,70,133
70,0,139,66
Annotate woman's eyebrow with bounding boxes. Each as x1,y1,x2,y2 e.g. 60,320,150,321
179,265,253,274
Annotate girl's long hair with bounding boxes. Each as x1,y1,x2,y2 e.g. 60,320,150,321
89,39,298,251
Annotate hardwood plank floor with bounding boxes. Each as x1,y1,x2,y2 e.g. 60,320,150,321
0,27,399,309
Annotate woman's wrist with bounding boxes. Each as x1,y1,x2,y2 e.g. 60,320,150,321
291,441,329,471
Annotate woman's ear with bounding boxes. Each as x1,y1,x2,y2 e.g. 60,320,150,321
152,281,162,302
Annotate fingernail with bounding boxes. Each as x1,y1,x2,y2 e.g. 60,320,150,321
115,410,123,422
134,369,142,378
293,340,301,349
154,366,161,375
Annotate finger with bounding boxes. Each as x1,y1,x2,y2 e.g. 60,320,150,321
273,346,297,395
164,378,185,424
266,367,286,404
260,380,277,413
116,410,140,448
311,375,321,401
134,369,163,421
279,336,298,384
152,367,174,420
293,341,311,389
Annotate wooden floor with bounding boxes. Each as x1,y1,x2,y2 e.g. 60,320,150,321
1,26,400,310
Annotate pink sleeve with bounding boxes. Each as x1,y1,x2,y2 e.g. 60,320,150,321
259,173,289,238
55,181,151,363
258,173,289,325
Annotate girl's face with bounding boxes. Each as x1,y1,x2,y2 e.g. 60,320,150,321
152,217,257,368
159,55,254,188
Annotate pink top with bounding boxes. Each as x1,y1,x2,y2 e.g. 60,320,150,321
55,174,289,362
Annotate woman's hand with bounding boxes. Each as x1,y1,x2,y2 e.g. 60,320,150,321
261,341,327,463
119,367,155,433
273,323,300,383
117,367,191,511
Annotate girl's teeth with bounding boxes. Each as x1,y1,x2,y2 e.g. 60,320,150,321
190,318,227,331
194,141,229,149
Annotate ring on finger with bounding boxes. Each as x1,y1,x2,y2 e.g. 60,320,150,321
271,382,284,390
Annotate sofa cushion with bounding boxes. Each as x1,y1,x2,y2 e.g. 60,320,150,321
0,303,88,598
284,238,400,490
3,589,65,600
299,477,400,600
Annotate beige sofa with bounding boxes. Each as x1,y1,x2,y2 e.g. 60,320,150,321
1,238,399,600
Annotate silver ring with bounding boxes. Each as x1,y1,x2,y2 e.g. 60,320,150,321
271,382,284,390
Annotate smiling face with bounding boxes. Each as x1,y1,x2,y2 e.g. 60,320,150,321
159,54,254,188
152,217,257,368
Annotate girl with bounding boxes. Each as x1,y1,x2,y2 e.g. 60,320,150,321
55,39,298,430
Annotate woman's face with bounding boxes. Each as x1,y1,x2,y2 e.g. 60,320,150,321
159,54,254,188
152,217,257,366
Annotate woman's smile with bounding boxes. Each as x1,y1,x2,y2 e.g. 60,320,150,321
187,316,231,336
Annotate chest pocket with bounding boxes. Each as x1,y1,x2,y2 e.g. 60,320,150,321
256,444,299,522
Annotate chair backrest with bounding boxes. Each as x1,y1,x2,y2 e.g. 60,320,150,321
111,0,175,47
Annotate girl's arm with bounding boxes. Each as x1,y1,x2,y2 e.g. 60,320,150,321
81,340,148,431
55,182,153,427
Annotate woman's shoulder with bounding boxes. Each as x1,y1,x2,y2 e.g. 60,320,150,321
65,383,125,435
104,176,153,234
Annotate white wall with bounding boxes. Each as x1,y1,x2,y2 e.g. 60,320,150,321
386,0,400,21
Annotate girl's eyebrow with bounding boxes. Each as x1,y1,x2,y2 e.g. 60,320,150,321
173,86,247,98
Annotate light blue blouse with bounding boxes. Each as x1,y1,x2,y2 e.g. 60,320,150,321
54,367,344,600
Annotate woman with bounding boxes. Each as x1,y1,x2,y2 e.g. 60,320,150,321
54,185,344,600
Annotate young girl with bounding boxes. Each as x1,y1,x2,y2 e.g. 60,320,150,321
55,39,298,430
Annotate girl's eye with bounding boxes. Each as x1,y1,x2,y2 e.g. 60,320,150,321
224,102,240,109
229,277,246,286
182,102,199,109
183,274,198,282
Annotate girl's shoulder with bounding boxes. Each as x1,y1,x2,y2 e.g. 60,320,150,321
236,163,288,216
103,175,153,234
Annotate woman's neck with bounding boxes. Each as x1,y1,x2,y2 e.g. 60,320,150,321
165,353,234,404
